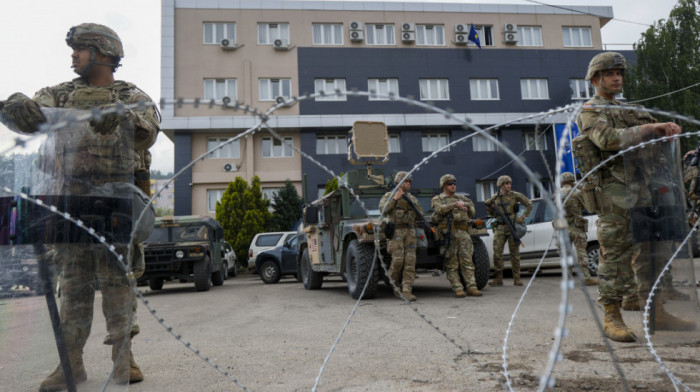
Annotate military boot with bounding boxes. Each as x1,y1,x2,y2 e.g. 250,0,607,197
622,294,643,311
603,303,636,342
512,261,523,286
513,278,523,286
489,271,503,286
400,285,417,301
653,301,696,331
111,341,141,384
662,287,690,301
455,288,466,298
39,349,87,392
583,277,598,286
466,287,483,297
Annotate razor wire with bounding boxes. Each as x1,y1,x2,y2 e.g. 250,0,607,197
1,93,698,391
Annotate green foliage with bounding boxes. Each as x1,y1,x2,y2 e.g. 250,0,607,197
323,172,344,195
155,207,174,217
150,170,173,179
624,0,700,152
268,180,302,231
215,175,271,263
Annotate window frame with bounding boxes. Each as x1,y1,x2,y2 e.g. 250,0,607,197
562,26,592,48
207,189,226,212
316,135,347,155
257,23,290,45
421,133,450,152
314,78,347,101
207,137,241,159
368,78,399,101
469,79,500,100
569,79,595,100
472,132,499,152
388,134,401,153
203,78,237,102
416,24,445,46
522,131,548,151
520,78,550,100
262,136,294,158
203,22,236,45
419,79,450,101
469,25,494,47
517,26,543,47
259,78,292,101
366,24,395,45
475,180,497,202
312,23,343,45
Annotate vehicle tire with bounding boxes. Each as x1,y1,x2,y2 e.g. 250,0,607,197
231,262,238,277
301,248,323,290
260,260,282,284
222,262,229,280
586,243,600,277
212,263,225,286
472,237,490,290
345,239,378,299
149,277,164,291
193,257,212,292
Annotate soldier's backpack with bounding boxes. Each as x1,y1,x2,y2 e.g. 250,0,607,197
571,134,603,213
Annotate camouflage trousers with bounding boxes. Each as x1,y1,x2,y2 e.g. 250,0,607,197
596,210,638,305
387,227,417,292
54,243,139,351
570,230,592,280
444,231,475,291
492,226,521,278
631,241,676,296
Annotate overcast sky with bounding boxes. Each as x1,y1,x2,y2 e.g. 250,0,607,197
0,0,679,174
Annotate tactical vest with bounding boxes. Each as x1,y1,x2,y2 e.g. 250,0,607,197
392,198,416,226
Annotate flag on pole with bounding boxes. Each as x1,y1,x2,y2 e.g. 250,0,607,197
468,24,481,48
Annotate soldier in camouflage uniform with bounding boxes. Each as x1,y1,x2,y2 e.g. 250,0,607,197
1,23,160,389
485,175,533,286
379,171,423,301
431,174,482,298
575,52,694,342
559,172,597,286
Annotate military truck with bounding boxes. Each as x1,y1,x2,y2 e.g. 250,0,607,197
297,121,490,299
140,215,228,292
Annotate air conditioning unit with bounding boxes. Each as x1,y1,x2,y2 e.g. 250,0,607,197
401,22,415,32
349,30,364,42
349,21,363,30
504,23,518,33
454,32,468,45
219,38,240,50
275,96,294,107
401,31,415,43
273,39,289,50
504,32,519,44
223,163,237,172
455,24,469,33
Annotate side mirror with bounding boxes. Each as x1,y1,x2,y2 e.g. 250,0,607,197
304,206,319,225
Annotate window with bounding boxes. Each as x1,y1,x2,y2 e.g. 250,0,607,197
316,135,347,155
368,78,399,100
419,79,450,101
469,79,499,100
569,79,594,100
521,79,549,100
204,78,237,101
517,26,542,47
259,78,291,101
562,27,592,47
314,79,346,101
207,189,225,212
203,22,236,44
416,24,445,46
527,179,551,199
422,134,449,152
366,24,395,45
262,188,279,201
475,181,497,202
470,25,493,46
262,137,293,158
522,131,548,151
312,23,343,45
472,133,499,152
257,23,290,44
389,135,401,153
207,137,240,159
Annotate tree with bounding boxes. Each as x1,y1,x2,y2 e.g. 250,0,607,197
323,172,344,195
150,170,173,180
268,180,302,231
624,0,700,152
215,175,271,264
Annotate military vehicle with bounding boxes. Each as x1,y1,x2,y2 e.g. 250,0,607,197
139,215,228,292
297,121,490,299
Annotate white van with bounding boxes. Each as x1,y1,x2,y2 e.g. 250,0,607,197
247,231,297,270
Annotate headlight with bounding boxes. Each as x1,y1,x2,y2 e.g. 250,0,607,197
175,250,185,259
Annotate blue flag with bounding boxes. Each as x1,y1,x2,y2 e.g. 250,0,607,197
468,24,481,48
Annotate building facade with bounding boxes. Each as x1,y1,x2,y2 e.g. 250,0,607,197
161,0,633,217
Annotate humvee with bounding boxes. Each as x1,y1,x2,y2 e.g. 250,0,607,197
297,121,490,299
139,215,228,292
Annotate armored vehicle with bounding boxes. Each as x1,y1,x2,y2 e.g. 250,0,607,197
297,121,490,299
140,215,228,292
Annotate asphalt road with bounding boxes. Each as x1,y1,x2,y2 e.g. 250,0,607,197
2,267,698,392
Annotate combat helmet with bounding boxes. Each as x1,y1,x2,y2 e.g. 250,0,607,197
394,171,412,184
585,52,626,81
497,175,512,187
561,172,576,184
66,23,124,74
440,174,456,188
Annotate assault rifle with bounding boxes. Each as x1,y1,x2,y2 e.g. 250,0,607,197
492,197,523,246
401,194,437,242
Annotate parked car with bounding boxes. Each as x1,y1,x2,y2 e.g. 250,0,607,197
222,241,237,278
255,234,300,284
481,198,599,275
247,231,296,270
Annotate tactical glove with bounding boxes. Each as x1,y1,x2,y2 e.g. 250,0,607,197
90,107,131,135
1,93,46,134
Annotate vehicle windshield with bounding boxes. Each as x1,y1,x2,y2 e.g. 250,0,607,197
350,194,435,218
145,223,209,243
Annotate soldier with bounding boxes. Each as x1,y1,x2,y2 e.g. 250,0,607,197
431,174,482,298
1,23,160,389
559,172,597,286
379,171,423,301
575,51,695,342
485,175,533,286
